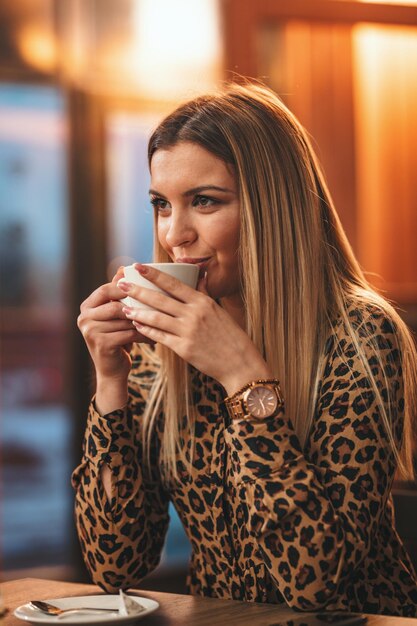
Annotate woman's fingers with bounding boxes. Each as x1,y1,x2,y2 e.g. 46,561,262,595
132,321,177,350
123,305,179,336
78,302,128,335
90,328,140,348
118,282,185,316
135,263,198,303
111,266,125,284
103,326,155,346
82,318,135,334
81,281,129,309
117,263,202,313
79,314,154,343
83,300,127,322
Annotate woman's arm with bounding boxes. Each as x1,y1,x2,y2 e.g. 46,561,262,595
72,346,170,592
224,307,407,610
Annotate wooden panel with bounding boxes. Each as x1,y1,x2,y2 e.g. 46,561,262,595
250,0,417,26
353,24,417,301
275,22,356,247
237,20,358,248
222,0,417,304
222,0,417,77
222,1,256,77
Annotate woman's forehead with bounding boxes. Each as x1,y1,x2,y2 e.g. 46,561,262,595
150,142,236,191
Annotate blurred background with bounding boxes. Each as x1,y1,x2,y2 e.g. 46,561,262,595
1,0,416,592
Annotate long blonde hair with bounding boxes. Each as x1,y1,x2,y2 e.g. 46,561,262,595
141,81,417,481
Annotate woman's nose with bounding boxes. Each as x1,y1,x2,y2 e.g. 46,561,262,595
164,213,197,249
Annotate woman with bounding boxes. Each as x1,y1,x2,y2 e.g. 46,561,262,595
73,82,417,616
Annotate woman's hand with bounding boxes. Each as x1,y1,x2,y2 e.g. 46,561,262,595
118,264,273,395
77,268,154,411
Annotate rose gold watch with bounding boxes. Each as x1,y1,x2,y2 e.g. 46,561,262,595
224,379,284,421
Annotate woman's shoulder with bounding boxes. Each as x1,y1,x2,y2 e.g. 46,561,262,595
330,296,400,342
347,298,398,331
324,296,402,368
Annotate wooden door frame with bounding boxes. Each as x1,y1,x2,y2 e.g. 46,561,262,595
223,0,417,77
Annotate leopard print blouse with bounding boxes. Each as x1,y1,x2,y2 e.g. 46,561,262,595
72,306,417,616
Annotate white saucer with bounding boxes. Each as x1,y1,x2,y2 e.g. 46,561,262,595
14,594,159,624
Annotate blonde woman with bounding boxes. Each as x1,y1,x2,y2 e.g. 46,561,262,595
74,82,417,616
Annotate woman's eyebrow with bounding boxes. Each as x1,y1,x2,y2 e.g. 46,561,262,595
183,185,235,196
149,185,235,197
149,188,167,198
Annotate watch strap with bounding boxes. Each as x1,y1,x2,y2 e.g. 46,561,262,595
224,378,283,421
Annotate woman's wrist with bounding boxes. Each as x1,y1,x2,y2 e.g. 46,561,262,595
95,376,129,416
221,362,274,397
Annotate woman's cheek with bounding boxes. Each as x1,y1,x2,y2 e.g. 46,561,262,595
157,223,169,252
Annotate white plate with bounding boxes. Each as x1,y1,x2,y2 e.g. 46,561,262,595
14,594,159,624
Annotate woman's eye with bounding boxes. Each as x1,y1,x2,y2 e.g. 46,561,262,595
150,197,169,212
193,195,218,208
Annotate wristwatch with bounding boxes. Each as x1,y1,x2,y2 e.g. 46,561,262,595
224,379,284,421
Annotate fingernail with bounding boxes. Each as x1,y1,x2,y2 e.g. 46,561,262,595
133,321,144,330
118,281,132,292
122,306,132,315
136,263,149,275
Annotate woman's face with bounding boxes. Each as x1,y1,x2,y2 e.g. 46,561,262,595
150,141,241,302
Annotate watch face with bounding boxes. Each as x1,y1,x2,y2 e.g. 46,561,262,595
245,385,279,418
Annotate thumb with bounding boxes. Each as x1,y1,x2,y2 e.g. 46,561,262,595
112,266,125,284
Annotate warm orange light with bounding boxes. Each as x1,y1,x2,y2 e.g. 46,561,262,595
16,24,57,73
130,0,223,99
14,0,223,98
353,23,417,297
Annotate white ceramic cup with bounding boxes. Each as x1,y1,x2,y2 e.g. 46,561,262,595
119,262,199,310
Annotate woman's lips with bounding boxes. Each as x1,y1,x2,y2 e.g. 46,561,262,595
175,256,212,278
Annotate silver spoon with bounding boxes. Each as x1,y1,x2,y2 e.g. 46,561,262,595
30,600,118,617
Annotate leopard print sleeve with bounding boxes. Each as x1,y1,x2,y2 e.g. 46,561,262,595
223,306,417,613
71,345,170,592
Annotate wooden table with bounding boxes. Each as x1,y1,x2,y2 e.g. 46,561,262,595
1,578,416,625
